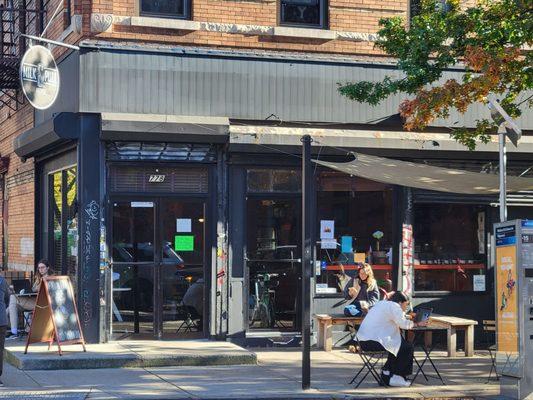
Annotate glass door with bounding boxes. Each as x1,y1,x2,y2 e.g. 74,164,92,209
110,198,207,339
246,198,302,331
159,199,206,337
111,201,156,337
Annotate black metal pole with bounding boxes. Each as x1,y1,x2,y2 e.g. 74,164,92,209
301,135,312,390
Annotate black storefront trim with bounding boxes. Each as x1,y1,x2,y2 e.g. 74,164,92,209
14,113,80,161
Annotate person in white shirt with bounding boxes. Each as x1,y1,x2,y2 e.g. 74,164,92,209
356,291,428,387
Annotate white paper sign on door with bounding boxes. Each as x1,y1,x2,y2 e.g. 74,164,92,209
321,238,337,249
473,275,486,292
320,220,334,239
176,218,192,233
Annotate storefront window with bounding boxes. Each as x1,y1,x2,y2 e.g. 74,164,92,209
247,169,301,193
315,172,393,295
414,204,487,292
49,167,78,289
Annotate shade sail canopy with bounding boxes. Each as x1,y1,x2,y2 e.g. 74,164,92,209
314,153,533,195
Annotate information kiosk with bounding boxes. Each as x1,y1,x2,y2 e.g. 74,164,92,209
494,220,533,399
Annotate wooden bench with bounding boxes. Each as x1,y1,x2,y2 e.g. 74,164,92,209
315,313,477,357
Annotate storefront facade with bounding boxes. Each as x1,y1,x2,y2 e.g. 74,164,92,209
14,41,533,344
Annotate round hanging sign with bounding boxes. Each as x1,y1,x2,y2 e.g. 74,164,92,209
19,45,60,110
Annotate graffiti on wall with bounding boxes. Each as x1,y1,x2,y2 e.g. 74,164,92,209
402,224,414,296
82,200,99,326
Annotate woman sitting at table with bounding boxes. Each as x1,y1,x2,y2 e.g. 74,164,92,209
6,260,53,339
342,263,380,317
355,291,428,387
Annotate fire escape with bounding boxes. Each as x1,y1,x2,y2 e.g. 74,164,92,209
0,1,47,111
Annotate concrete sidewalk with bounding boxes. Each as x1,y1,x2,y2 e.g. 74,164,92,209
0,345,501,399
6,339,256,370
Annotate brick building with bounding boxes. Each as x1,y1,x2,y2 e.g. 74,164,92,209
1,0,532,344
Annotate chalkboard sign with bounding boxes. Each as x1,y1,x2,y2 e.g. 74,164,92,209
25,276,86,355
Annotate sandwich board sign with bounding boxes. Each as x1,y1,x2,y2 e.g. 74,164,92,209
24,276,86,355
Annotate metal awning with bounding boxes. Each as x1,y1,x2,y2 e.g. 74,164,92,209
100,113,230,144
13,113,80,160
315,153,533,194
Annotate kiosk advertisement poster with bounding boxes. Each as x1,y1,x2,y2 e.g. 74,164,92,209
495,224,519,377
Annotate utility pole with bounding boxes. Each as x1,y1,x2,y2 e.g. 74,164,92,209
487,95,522,223
301,135,313,390
498,127,507,222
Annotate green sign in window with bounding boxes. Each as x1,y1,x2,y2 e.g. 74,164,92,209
174,235,194,251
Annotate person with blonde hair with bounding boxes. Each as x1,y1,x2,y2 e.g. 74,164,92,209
343,263,380,316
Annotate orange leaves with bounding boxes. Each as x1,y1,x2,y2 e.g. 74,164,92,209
399,45,523,131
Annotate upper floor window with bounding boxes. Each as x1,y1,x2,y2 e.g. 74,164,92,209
140,0,191,19
410,0,451,20
280,0,327,28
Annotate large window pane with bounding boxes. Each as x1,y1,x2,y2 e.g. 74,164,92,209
315,172,394,295
246,198,301,330
65,167,78,290
280,0,323,27
160,200,205,335
414,204,487,292
111,202,155,335
112,202,155,263
247,169,301,193
51,171,63,271
141,0,187,17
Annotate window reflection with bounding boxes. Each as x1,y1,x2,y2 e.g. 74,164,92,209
141,0,187,17
414,204,487,292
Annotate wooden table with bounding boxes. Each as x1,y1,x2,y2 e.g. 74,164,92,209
430,315,478,357
315,314,363,352
315,313,478,357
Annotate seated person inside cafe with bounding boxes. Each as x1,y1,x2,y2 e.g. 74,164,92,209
343,263,380,317
5,260,53,339
355,291,428,388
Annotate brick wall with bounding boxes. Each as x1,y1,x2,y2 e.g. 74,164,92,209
0,105,35,273
95,0,410,57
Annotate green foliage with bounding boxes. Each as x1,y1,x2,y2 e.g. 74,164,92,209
338,0,533,150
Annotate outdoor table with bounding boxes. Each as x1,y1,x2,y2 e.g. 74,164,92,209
315,313,477,357
406,324,448,385
315,314,364,351
430,315,478,357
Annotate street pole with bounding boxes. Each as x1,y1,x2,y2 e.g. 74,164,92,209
301,135,312,390
499,129,507,222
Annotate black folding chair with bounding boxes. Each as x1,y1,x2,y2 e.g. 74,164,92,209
349,335,388,388
483,320,499,382
176,304,200,332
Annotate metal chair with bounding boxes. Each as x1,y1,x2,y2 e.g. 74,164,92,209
482,320,499,382
176,304,200,333
349,335,388,388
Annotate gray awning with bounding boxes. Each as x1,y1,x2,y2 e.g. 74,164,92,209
315,153,533,194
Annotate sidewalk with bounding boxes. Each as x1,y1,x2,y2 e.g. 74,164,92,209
0,344,501,399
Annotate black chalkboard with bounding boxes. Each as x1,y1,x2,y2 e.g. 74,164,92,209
25,276,86,355
46,277,82,342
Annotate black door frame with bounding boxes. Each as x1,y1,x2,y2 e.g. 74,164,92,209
108,193,212,339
